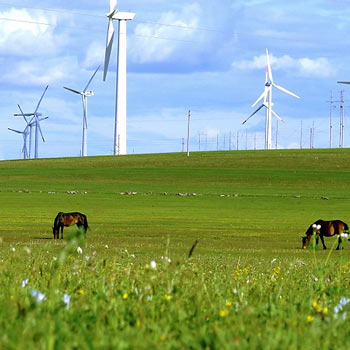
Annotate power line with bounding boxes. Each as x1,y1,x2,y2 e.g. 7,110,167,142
0,2,224,33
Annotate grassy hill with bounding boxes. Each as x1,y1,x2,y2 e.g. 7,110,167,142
1,148,350,255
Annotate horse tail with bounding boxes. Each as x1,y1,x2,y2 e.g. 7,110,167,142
82,214,89,232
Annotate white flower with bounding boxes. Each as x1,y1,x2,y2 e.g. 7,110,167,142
271,258,277,263
233,288,238,294
150,261,157,269
340,297,350,306
21,279,29,288
77,247,83,254
85,255,90,261
30,289,46,303
317,225,321,230
11,247,16,252
105,245,109,249
312,224,317,229
63,294,70,309
341,233,349,238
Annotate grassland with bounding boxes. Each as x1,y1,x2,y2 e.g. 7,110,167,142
1,149,350,349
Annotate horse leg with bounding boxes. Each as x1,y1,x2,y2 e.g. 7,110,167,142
320,235,327,250
61,225,64,239
336,235,343,250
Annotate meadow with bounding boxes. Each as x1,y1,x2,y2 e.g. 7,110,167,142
1,149,350,349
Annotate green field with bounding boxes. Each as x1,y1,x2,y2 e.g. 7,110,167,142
1,149,350,349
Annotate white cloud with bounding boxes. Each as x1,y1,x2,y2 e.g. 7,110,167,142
0,8,67,57
129,3,203,64
233,53,336,78
3,56,79,86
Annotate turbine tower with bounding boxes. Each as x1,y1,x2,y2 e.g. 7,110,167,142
242,49,300,149
103,0,135,155
64,65,100,157
14,86,49,158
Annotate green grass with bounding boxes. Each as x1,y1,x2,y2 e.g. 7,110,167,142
1,149,350,349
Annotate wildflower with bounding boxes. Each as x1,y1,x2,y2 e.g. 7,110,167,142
105,245,109,249
76,289,84,295
63,294,70,309
273,267,281,275
85,255,90,261
271,258,277,263
233,288,238,294
225,301,232,307
11,247,16,252
122,293,128,300
150,261,157,269
322,307,328,316
307,315,315,323
341,233,349,238
77,247,83,254
164,294,172,301
21,279,29,288
219,309,229,317
312,300,322,313
146,296,152,302
30,289,46,303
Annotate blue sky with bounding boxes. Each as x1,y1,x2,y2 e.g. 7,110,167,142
1,0,350,159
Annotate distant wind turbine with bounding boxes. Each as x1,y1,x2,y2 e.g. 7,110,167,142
103,0,135,155
64,65,100,157
13,86,49,158
242,49,300,149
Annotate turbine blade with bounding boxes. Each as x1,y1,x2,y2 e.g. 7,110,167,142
64,87,82,95
242,104,265,124
252,89,268,107
270,108,285,123
110,0,117,14
34,85,49,115
273,83,300,99
337,81,350,84
8,128,23,134
103,19,115,81
36,119,45,142
266,48,273,83
17,104,28,124
83,65,100,92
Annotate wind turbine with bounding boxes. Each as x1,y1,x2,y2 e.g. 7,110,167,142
8,127,29,159
103,0,135,155
242,49,300,149
14,86,49,158
64,65,100,157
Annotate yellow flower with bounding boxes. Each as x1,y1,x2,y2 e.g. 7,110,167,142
164,294,172,301
307,315,315,323
219,309,229,317
76,289,84,295
225,301,232,307
312,300,322,313
274,267,281,275
322,307,328,315
122,293,128,300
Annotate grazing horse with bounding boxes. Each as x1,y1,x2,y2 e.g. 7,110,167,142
302,219,349,250
53,212,89,239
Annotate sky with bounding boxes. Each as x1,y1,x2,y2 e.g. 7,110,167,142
1,0,350,160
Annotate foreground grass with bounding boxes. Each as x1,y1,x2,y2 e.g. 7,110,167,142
2,236,350,350
1,149,350,349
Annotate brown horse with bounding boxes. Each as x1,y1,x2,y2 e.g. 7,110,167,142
302,219,349,250
53,212,89,239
